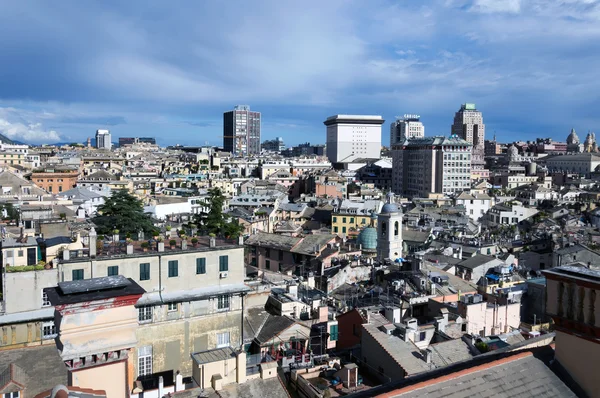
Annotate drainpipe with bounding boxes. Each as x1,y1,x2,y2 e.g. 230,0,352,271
241,293,245,351
158,254,164,304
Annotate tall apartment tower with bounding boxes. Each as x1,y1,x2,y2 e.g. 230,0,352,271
390,114,424,146
324,114,384,165
95,129,111,150
223,105,261,157
391,136,472,198
451,103,485,171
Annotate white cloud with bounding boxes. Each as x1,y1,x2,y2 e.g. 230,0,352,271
470,0,521,14
0,118,62,143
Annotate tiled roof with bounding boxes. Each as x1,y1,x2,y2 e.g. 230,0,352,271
381,352,576,398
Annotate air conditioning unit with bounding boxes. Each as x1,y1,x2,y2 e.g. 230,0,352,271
220,271,229,279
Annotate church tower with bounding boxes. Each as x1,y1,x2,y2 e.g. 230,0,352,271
377,192,403,261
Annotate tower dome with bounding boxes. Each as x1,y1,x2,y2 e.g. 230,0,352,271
381,192,399,214
357,227,377,252
567,128,580,145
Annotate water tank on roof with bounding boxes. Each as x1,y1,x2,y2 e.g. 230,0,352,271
473,294,483,304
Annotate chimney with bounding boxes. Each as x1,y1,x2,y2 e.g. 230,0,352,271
158,241,165,252
210,237,216,248
158,376,164,397
425,348,432,364
175,370,184,391
89,227,97,258
238,235,244,245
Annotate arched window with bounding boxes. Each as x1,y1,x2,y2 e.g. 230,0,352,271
381,222,387,237
394,221,399,237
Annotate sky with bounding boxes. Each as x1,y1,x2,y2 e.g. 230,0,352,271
0,0,599,146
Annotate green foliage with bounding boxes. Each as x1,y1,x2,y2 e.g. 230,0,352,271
193,188,244,239
475,342,490,353
141,242,149,248
191,237,198,244
6,265,45,272
169,239,176,246
92,189,156,236
0,203,19,222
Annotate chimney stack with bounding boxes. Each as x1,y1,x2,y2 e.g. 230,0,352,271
89,227,97,258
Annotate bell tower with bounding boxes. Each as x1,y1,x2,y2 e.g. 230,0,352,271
377,192,403,261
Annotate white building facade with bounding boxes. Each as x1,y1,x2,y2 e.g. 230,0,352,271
390,115,424,146
392,135,472,198
96,129,112,150
325,115,384,164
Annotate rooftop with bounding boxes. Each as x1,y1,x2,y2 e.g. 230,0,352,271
191,347,236,365
45,276,146,306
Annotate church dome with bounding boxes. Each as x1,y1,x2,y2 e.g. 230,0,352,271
381,203,399,214
567,128,580,145
357,227,377,251
508,144,518,159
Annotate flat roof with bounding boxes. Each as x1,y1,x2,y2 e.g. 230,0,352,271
324,115,385,126
45,276,146,305
192,347,236,365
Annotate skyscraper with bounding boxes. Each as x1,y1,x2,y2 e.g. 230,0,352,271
390,115,424,146
95,129,111,150
324,114,384,165
451,103,485,172
223,105,261,156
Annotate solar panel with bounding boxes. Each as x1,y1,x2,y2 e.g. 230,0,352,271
59,275,131,295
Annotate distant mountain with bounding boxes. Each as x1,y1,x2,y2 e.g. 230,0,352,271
0,133,16,145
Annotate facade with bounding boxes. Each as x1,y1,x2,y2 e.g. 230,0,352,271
391,135,472,198
57,235,249,384
543,266,600,397
451,103,485,172
455,191,494,221
119,137,157,147
45,276,145,398
543,152,600,175
485,203,538,226
261,137,285,152
389,115,424,146
223,105,261,156
324,114,384,164
95,130,112,150
31,170,79,194
484,139,502,156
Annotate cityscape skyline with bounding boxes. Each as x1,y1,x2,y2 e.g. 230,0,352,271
0,1,599,146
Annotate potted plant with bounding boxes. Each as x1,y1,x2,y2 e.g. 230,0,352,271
152,230,160,239
166,225,172,231
191,237,198,247
141,242,149,252
169,239,177,249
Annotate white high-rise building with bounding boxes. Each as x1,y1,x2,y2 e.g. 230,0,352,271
95,129,112,150
390,115,424,146
324,115,384,165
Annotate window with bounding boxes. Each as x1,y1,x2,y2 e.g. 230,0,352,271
167,303,178,312
332,217,337,223
196,258,206,274
138,306,152,322
140,263,150,281
342,217,346,223
42,290,51,307
217,331,230,348
42,321,56,339
5,392,20,398
334,226,338,233
330,324,338,341
419,331,427,341
350,217,354,224
218,295,230,310
342,226,346,234
138,345,152,377
265,260,270,270
219,256,229,272
5,250,13,258
17,250,23,257
107,266,119,276
168,260,178,277
72,269,84,280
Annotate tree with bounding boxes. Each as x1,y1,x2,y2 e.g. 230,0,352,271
194,188,244,238
93,190,155,236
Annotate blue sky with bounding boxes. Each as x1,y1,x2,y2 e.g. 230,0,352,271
0,0,599,146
